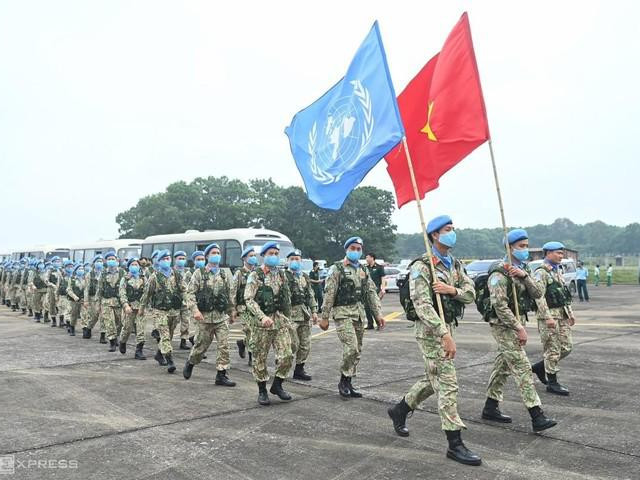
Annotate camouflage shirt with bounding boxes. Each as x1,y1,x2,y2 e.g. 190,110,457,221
244,266,291,330
534,265,574,321
286,271,318,323
119,274,146,310
97,268,123,307
67,277,88,302
140,270,185,313
231,266,254,313
187,267,234,323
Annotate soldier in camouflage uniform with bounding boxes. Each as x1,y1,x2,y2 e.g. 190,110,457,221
231,247,258,365
244,241,293,405
186,251,204,350
321,237,383,399
83,256,105,342
45,257,62,326
173,251,192,351
25,259,36,317
10,261,24,312
118,258,147,360
31,260,48,322
139,250,184,373
18,260,30,315
66,264,88,336
387,217,481,466
284,249,318,381
57,260,74,331
97,251,124,352
530,241,576,396
183,243,236,386
481,229,557,432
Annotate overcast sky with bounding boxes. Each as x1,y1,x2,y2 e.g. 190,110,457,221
1,0,638,252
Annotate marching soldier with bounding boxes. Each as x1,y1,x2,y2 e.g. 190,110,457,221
244,241,293,405
321,237,383,399
284,249,318,381
45,257,62,326
98,251,124,352
57,259,74,331
531,241,576,396
480,229,557,432
183,243,236,386
173,250,191,351
66,264,88,336
386,216,481,466
83,255,105,342
231,247,258,365
187,250,205,349
31,260,48,322
118,258,147,359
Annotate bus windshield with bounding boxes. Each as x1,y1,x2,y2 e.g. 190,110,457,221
118,247,142,260
46,250,70,260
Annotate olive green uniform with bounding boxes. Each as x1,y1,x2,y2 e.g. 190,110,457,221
285,270,317,365
140,270,184,355
97,269,124,341
67,276,88,328
118,274,146,345
231,266,255,353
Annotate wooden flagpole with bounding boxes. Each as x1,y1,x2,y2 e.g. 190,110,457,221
487,139,521,322
401,136,446,323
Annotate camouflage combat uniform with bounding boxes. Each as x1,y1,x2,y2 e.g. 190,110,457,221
486,261,544,408
187,267,234,369
175,267,191,343
231,266,254,354
83,269,103,332
405,255,472,431
45,269,61,319
533,265,574,375
56,271,71,323
97,268,124,341
322,260,381,378
31,269,48,316
284,270,317,365
140,270,184,355
118,273,147,345
244,267,293,382
67,276,88,328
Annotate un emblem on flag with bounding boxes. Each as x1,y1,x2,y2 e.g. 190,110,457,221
308,80,374,184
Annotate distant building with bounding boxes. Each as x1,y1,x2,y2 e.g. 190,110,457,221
529,247,578,261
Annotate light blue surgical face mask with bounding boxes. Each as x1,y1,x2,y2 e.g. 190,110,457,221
75,270,85,277
513,248,529,262
129,265,140,275
208,254,221,265
94,262,104,271
65,267,74,274
106,259,118,269
53,262,62,269
37,265,45,272
176,259,186,268
346,250,362,262
158,259,171,270
194,260,206,269
289,260,301,271
438,231,457,248
264,255,279,268
247,256,258,266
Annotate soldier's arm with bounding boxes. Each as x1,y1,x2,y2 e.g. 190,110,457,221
366,275,382,318
139,275,155,310
68,280,80,302
227,270,236,312
488,272,520,329
321,266,340,320
410,263,448,337
533,270,553,320
453,266,476,304
186,270,201,314
305,276,318,313
244,272,266,320
118,277,129,308
280,273,291,317
230,271,240,309
523,269,544,299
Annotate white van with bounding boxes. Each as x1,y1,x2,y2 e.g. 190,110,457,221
141,228,295,269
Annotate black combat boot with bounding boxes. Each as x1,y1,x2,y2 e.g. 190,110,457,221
179,338,190,350
135,343,146,360
51,317,57,327
165,353,176,373
528,406,557,432
99,332,107,344
44,311,49,322
531,360,547,384
81,327,89,338
215,369,236,387
151,329,160,343
387,397,412,437
270,376,292,401
258,381,270,406
58,315,65,328
119,339,127,354
183,360,194,379
237,339,246,358
347,377,362,398
293,363,312,381
546,373,569,396
21,308,27,315
481,397,512,423
11,304,17,311
28,308,33,317
247,351,252,366
69,325,76,336
108,338,117,352
188,336,195,346
35,313,41,323
154,349,167,366
445,430,482,466
338,374,351,398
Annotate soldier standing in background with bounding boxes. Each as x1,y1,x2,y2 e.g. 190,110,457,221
231,247,258,365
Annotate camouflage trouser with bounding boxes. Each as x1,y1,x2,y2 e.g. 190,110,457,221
538,317,573,375
179,308,190,340
100,303,122,341
289,321,311,365
189,320,230,370
46,288,58,316
252,325,292,382
120,308,146,345
12,286,23,309
26,287,34,310
85,300,103,331
57,296,69,319
405,332,466,431
487,324,541,408
68,301,86,327
33,290,47,313
334,316,364,377
19,286,28,309
154,310,179,355
239,309,254,353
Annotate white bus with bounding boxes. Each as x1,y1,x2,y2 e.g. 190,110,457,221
141,228,295,268
0,253,11,263
11,245,71,261
68,239,143,264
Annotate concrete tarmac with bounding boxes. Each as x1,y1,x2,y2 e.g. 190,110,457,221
0,284,638,479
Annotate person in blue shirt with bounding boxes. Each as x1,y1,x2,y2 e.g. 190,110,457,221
575,262,589,302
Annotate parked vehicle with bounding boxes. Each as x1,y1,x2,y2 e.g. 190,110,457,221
465,259,501,280
384,266,404,292
527,259,578,295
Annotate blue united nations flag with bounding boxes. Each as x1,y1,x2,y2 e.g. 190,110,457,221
285,21,405,210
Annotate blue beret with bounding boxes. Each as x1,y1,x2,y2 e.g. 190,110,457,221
287,249,303,258
260,241,280,256
73,264,84,274
506,228,528,245
63,259,74,267
104,251,117,260
93,255,104,263
343,237,363,250
151,250,160,259
241,247,255,259
204,243,221,257
191,250,205,260
84,262,91,268
127,257,139,268
156,249,171,260
543,241,565,251
173,250,187,258
50,256,61,262
426,215,452,234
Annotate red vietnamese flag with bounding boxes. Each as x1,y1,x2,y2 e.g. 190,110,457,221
386,12,490,207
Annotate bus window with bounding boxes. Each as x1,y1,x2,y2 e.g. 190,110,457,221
117,247,141,260
85,249,95,260
224,240,242,268
141,244,153,258
173,242,196,259
152,244,173,255
73,250,85,263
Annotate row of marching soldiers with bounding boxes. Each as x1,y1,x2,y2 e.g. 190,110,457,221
0,241,324,402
